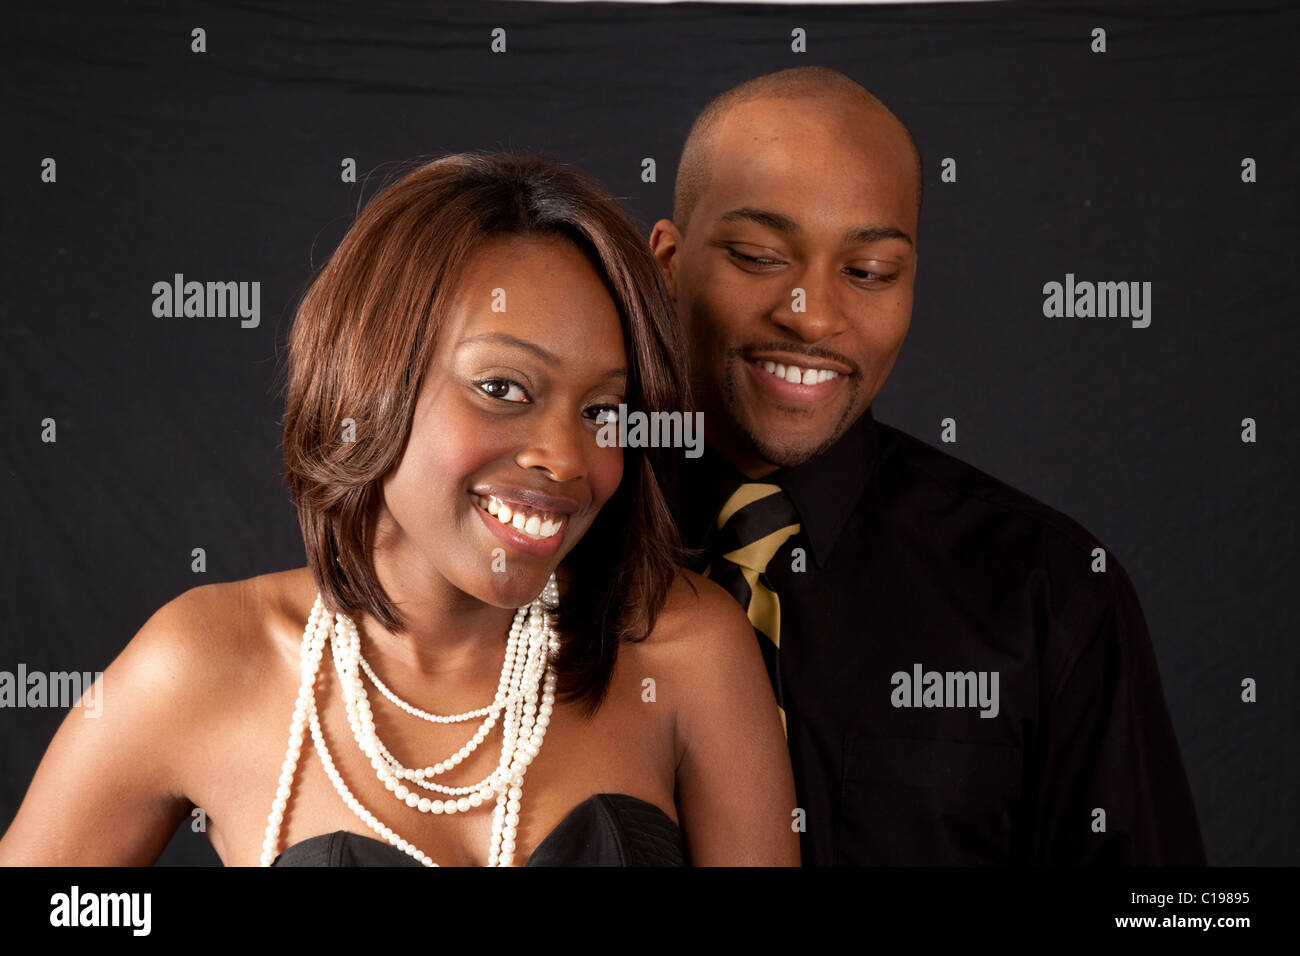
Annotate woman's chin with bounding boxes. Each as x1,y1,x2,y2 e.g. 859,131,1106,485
470,570,558,610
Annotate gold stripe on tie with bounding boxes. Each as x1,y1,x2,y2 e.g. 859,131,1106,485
727,540,793,646
734,564,789,737
705,482,801,740
714,482,784,528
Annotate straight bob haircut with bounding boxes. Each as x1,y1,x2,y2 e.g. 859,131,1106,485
281,152,692,714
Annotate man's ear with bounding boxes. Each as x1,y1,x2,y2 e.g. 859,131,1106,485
648,219,681,301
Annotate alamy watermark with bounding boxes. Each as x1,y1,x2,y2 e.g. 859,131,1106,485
0,664,103,718
50,886,151,936
890,663,999,719
152,273,260,328
596,405,704,458
1042,273,1151,328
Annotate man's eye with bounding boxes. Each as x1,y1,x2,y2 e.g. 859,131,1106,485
729,249,785,267
845,266,899,284
476,378,530,403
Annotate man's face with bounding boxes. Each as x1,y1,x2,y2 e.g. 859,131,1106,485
651,95,920,477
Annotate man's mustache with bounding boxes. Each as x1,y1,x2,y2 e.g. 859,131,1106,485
732,342,860,376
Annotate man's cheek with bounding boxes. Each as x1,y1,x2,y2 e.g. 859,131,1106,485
696,300,738,361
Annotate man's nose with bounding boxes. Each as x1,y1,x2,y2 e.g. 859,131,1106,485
770,264,848,343
513,408,588,483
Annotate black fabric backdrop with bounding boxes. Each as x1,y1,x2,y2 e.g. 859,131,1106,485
2,0,1296,866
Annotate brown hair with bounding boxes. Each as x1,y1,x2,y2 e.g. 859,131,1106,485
281,152,691,713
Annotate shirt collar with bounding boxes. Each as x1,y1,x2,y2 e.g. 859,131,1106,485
674,406,880,569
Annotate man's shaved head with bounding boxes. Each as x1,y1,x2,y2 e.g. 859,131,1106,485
651,66,924,477
672,66,923,234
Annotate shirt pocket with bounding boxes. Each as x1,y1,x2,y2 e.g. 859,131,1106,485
839,732,1022,865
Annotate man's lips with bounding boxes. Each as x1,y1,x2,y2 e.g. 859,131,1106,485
742,353,850,404
744,351,854,381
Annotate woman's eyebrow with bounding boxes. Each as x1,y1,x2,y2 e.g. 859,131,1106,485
459,332,627,379
459,332,557,363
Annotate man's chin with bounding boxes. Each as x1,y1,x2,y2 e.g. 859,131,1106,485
736,416,845,470
721,366,862,466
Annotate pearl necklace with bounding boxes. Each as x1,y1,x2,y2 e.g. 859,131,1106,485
340,619,512,793
259,574,560,867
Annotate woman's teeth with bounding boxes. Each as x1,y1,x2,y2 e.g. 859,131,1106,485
757,360,840,385
471,494,565,540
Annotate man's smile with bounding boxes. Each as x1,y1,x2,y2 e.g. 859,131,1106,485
742,353,849,406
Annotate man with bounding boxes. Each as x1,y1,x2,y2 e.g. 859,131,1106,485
650,66,1205,865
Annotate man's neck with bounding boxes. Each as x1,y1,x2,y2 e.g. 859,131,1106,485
703,427,780,480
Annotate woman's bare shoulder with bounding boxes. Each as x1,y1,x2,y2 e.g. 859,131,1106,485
125,568,310,705
632,569,758,666
0,571,311,864
630,575,796,864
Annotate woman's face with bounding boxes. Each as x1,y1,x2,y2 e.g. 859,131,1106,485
376,235,628,610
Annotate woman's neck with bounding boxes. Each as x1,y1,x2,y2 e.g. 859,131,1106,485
361,553,522,680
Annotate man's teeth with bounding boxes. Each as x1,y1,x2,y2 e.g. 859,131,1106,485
470,494,565,540
758,360,840,385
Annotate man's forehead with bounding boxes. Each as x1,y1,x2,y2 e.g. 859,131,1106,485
698,97,919,232
697,151,917,241
714,94,908,158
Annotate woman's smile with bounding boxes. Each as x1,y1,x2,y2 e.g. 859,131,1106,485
469,490,571,558
472,493,568,540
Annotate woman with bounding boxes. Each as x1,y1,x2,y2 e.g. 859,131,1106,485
0,153,798,866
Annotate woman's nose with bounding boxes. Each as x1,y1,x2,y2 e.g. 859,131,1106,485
513,410,588,483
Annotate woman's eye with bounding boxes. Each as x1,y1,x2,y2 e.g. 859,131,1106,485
476,378,530,403
590,405,620,426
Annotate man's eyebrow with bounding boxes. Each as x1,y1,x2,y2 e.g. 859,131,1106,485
718,207,798,234
459,332,626,379
717,207,913,248
844,225,913,248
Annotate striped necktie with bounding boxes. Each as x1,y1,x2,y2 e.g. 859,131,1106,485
702,483,802,735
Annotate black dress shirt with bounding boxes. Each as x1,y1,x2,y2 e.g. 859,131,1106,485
669,407,1206,865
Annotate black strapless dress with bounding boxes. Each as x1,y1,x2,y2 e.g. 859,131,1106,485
271,793,687,867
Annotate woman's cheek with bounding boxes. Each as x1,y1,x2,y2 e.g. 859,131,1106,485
434,399,508,475
590,444,624,510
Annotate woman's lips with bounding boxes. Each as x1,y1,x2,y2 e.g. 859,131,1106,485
471,493,567,539
470,492,569,558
